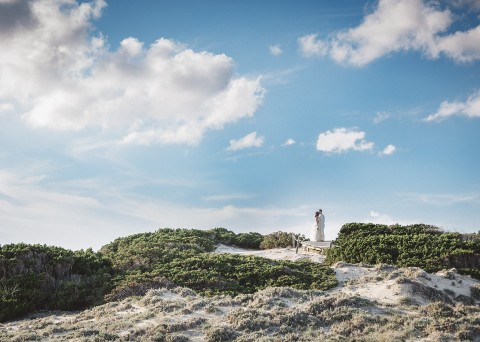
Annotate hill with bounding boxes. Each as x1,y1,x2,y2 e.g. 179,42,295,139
1,259,479,341
1,223,479,340
0,228,329,322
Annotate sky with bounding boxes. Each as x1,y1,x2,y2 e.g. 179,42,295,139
1,0,480,250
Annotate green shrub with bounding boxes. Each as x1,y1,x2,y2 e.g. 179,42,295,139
210,227,237,244
260,231,301,249
0,273,44,321
210,228,263,249
101,228,336,298
0,227,336,321
0,244,113,322
233,232,264,249
100,228,216,273
325,223,480,279
153,253,337,296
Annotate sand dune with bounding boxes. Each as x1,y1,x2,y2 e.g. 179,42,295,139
1,246,479,341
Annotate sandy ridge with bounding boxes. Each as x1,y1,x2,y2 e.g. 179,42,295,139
1,245,479,341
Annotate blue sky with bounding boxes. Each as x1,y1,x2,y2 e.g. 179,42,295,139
1,0,480,250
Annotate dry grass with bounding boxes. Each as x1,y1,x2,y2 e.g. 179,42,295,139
1,266,479,342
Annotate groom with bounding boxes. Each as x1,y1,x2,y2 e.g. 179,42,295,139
316,209,325,241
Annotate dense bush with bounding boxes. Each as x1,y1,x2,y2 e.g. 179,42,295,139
260,231,303,249
101,228,336,297
210,227,263,249
155,253,337,295
100,228,216,272
462,231,480,242
232,232,264,249
0,244,113,322
325,223,480,279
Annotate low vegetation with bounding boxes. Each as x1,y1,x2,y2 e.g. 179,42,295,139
0,227,329,322
1,277,479,341
0,244,113,321
325,223,480,279
2,222,479,329
100,228,335,297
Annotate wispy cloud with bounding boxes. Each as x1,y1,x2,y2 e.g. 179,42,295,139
283,138,296,146
201,193,257,201
226,131,265,151
373,111,390,124
269,44,283,56
316,128,374,154
0,168,120,249
261,66,306,86
425,90,480,122
0,0,264,146
0,167,311,249
403,192,480,205
298,0,480,66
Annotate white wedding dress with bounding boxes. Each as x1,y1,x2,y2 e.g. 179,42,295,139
312,213,325,242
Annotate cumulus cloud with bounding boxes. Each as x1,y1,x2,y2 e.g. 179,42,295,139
0,0,265,146
425,90,480,121
0,102,14,114
298,0,480,66
452,0,480,11
380,144,397,156
269,44,283,56
0,0,36,34
283,138,296,146
316,128,374,154
226,131,265,151
298,34,328,57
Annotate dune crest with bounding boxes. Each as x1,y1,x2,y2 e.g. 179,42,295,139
2,246,479,341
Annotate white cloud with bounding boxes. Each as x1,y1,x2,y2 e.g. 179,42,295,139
283,138,296,146
368,210,397,225
436,25,480,63
425,90,480,121
298,0,480,66
0,0,265,146
373,111,390,124
364,210,421,227
0,102,14,115
269,44,283,56
226,131,265,151
380,144,397,156
316,128,374,154
298,34,328,57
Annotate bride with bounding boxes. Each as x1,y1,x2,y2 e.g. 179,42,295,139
312,209,325,242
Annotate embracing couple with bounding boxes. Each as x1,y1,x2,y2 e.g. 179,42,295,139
312,209,325,242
